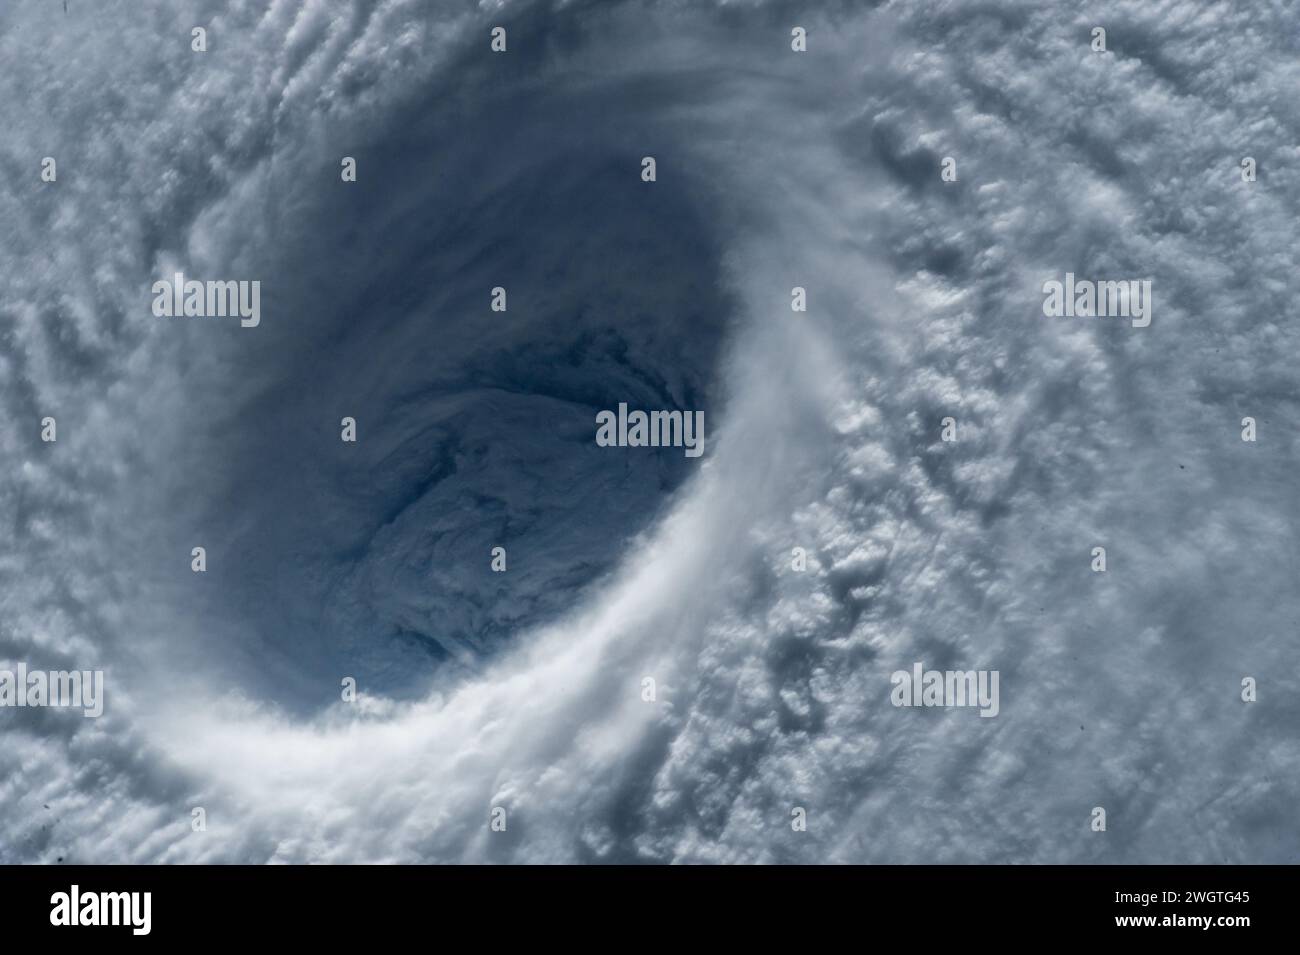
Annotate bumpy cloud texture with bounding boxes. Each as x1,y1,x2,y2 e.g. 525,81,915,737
1,0,1297,863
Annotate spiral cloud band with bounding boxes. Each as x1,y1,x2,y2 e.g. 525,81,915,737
1,0,1297,864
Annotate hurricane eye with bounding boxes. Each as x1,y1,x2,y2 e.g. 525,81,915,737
178,91,732,705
